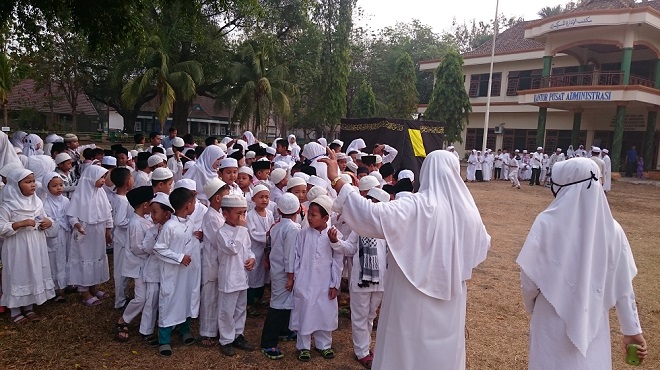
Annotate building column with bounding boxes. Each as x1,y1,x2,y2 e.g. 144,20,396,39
644,110,657,171
622,47,633,85
536,55,553,147
571,109,583,148
612,105,627,172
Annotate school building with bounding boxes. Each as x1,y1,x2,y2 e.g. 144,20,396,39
418,0,660,170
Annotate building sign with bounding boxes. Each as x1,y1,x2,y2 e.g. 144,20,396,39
609,114,647,131
549,16,594,30
533,91,612,103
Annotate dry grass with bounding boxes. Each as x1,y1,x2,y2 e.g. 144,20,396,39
1,178,659,369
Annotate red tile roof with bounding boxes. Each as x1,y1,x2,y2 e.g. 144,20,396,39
7,79,98,116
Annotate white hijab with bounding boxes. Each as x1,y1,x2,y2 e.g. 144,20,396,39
10,131,27,149
3,168,43,218
67,165,111,224
517,158,637,356
242,131,256,146
341,150,491,300
184,144,225,201
317,137,327,147
288,134,299,148
42,172,70,230
302,142,331,189
346,138,366,154
27,155,56,199
0,131,21,170
23,134,44,157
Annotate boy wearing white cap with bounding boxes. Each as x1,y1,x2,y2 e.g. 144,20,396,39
110,168,134,309
217,194,257,356
260,193,301,359
269,168,288,204
219,158,242,196
198,178,230,347
330,187,390,368
246,185,275,317
509,151,521,189
151,167,174,195
290,195,343,362
55,152,77,199
530,147,543,186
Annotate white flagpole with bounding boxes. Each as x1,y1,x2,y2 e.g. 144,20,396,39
482,0,500,152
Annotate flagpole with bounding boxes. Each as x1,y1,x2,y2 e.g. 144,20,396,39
482,0,500,152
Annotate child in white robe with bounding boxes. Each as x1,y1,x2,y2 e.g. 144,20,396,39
260,193,301,359
246,184,274,316
219,158,242,196
154,187,201,356
509,154,521,189
217,194,257,356
113,185,154,342
42,172,70,302
198,178,230,346
0,169,56,323
290,195,343,362
66,165,113,306
110,168,134,309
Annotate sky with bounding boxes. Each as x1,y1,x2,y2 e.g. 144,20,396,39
356,0,567,34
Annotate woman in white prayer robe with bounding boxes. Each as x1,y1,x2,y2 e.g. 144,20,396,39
466,149,477,182
183,145,225,205
321,150,490,370
517,158,647,370
0,131,22,171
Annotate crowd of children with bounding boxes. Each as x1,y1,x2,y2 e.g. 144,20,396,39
0,130,410,368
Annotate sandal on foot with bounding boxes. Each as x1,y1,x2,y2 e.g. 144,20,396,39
357,354,374,369
198,337,216,347
82,296,102,306
158,344,173,357
315,347,335,359
93,290,108,299
297,349,311,362
113,323,130,342
22,310,43,322
142,335,159,347
262,347,284,360
278,332,297,342
10,314,29,325
54,295,67,303
181,333,195,346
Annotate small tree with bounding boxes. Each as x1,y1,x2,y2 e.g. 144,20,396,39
388,52,418,118
352,80,376,118
424,50,471,144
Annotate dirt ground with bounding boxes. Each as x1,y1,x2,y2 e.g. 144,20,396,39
0,178,659,369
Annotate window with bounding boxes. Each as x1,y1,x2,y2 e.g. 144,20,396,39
210,124,217,135
507,69,542,95
199,125,207,136
465,128,497,151
134,122,142,132
469,73,501,97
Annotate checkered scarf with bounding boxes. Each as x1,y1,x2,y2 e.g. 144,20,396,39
358,236,380,287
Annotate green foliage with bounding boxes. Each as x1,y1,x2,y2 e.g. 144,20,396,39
387,52,418,119
424,51,472,144
352,80,376,118
447,14,523,54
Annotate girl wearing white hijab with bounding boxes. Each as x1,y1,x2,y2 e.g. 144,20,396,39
466,149,477,182
27,155,56,200
66,165,113,306
0,168,55,323
288,134,300,162
323,150,491,370
23,134,44,156
183,145,225,205
10,131,27,149
567,144,575,159
346,138,366,158
0,131,21,171
517,158,646,369
42,172,70,301
242,131,257,146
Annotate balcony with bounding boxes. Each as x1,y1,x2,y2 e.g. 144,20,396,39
507,71,656,96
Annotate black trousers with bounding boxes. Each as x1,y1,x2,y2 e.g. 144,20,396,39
475,170,483,182
494,167,501,180
530,168,541,185
626,162,636,177
260,307,293,348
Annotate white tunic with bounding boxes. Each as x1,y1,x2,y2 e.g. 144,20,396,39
43,195,70,290
201,207,224,285
154,215,201,327
67,217,112,286
133,170,151,188
122,214,152,279
602,155,612,191
246,208,274,289
289,225,343,335
268,218,300,310
217,223,255,293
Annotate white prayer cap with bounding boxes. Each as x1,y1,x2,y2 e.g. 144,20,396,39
148,155,163,168
336,153,348,161
522,150,528,154
217,143,228,153
166,147,174,156
130,150,138,158
157,153,167,161
102,156,117,166
174,178,196,191
277,193,300,214
447,145,455,150
218,158,238,169
591,147,601,153
375,154,383,164
515,149,520,153
556,148,562,152
293,172,310,181
171,137,185,148
273,161,289,170
151,167,173,181
537,147,543,151
266,147,276,156
238,166,254,177
245,151,256,159
221,193,247,208
45,134,64,143
184,161,195,170
270,168,287,185
358,175,380,191
286,176,307,191
367,187,390,203
602,149,609,154
398,169,415,182
0,162,23,177
307,185,328,202
332,139,344,147
307,175,326,188
252,184,270,197
64,133,78,142
340,173,352,185
151,192,174,212
310,194,333,216
55,152,72,165
346,161,358,172
203,177,227,199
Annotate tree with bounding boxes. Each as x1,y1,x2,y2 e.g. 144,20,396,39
215,39,297,134
424,51,472,144
448,15,523,54
388,52,418,119
352,80,376,118
538,5,563,18
0,53,23,126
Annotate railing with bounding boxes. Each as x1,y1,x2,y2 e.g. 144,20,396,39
507,71,657,95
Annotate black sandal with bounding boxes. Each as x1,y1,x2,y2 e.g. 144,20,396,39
315,347,335,359
297,349,311,362
113,323,130,342
142,335,159,347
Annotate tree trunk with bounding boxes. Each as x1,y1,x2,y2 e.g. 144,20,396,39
119,109,139,134
172,99,191,132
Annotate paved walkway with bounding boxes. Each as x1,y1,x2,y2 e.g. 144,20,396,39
617,176,660,187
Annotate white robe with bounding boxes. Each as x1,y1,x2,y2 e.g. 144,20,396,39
602,155,612,191
217,223,254,293
122,214,153,279
466,154,477,181
268,218,300,310
133,170,151,188
246,209,274,289
43,195,70,290
482,154,493,181
200,207,224,337
289,225,343,336
154,215,201,327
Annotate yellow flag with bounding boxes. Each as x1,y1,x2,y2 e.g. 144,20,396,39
408,129,427,157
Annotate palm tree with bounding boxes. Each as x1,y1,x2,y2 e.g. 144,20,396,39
122,35,203,132
538,5,564,18
215,40,297,134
